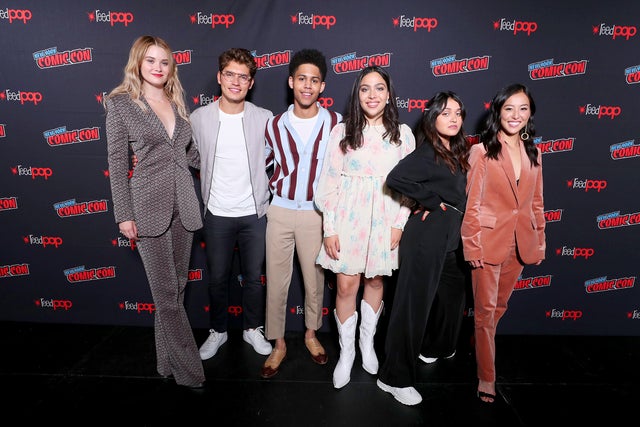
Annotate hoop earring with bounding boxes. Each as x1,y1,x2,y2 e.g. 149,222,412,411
520,125,529,141
386,98,389,105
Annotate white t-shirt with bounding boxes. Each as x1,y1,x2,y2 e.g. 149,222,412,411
288,110,317,143
208,110,256,216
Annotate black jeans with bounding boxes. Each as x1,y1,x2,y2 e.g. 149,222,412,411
203,211,267,331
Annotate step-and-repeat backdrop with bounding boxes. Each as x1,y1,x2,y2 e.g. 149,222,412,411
1,0,638,335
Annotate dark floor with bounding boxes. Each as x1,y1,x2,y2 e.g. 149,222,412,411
1,320,638,426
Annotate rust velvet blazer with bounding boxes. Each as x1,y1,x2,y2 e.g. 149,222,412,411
461,142,545,265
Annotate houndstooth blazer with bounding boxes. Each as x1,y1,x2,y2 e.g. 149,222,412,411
105,94,203,237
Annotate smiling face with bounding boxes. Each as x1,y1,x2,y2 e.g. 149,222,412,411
289,63,325,116
499,91,531,138
358,71,389,125
435,98,463,145
217,60,254,108
140,45,171,90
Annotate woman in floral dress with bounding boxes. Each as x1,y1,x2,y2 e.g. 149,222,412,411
314,66,415,389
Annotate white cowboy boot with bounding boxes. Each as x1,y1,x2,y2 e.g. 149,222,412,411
359,299,383,374
333,310,358,389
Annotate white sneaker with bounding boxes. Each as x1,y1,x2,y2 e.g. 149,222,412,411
377,379,422,406
419,350,456,364
199,329,227,360
418,355,439,364
243,326,272,355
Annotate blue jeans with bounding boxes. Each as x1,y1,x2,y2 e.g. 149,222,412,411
203,211,267,331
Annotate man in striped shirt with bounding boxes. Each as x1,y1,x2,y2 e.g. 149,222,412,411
261,49,342,378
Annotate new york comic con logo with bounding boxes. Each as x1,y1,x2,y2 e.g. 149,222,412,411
0,123,5,137
253,50,291,69
331,52,391,74
596,210,640,229
610,139,640,160
544,209,563,223
53,198,108,218
625,65,640,84
0,263,29,278
0,196,18,211
392,14,438,32
0,8,32,24
584,276,635,293
514,274,552,290
593,22,637,40
528,58,587,80
190,11,235,28
290,12,336,29
430,54,490,77
33,46,93,69
64,265,116,283
87,10,133,26
535,136,575,154
493,17,538,35
44,126,100,147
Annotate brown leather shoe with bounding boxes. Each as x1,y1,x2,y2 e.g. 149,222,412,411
305,337,328,365
261,348,286,378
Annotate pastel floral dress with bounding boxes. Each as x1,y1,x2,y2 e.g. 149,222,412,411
314,123,415,277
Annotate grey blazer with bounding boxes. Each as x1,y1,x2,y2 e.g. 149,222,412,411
190,99,273,218
105,94,203,237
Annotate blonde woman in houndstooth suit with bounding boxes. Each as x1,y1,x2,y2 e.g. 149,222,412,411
104,35,205,390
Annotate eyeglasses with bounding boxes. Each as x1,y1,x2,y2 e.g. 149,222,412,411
221,70,251,84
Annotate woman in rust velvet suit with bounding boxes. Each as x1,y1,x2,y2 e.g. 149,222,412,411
461,83,545,403
105,36,205,389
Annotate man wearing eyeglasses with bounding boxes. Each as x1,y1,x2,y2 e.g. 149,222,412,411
191,47,273,361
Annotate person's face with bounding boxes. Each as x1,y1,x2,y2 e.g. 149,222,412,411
289,63,325,109
358,71,389,124
499,91,531,137
140,45,170,89
217,60,254,104
435,98,463,143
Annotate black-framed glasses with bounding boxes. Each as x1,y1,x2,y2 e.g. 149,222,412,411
221,70,251,84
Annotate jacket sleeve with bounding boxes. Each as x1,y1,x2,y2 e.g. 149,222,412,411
314,125,344,237
461,144,486,261
386,146,442,211
390,125,416,230
105,97,134,224
533,150,546,259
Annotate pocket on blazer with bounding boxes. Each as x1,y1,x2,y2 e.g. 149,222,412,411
478,213,496,229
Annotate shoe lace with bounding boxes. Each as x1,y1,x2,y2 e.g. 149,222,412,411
253,326,265,336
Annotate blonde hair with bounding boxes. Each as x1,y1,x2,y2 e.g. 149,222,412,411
106,35,189,121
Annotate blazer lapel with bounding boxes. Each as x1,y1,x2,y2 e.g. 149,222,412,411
141,96,174,145
499,146,518,201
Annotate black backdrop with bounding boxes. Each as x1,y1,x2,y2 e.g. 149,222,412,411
1,0,638,335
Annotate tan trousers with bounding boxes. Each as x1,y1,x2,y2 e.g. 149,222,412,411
472,241,524,384
265,205,325,340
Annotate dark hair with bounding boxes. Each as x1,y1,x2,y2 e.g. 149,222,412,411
417,91,470,173
218,47,257,78
340,66,400,153
289,49,327,81
481,83,539,166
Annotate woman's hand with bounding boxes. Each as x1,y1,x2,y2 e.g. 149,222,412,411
468,259,484,269
390,227,402,250
119,220,138,241
323,235,340,260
